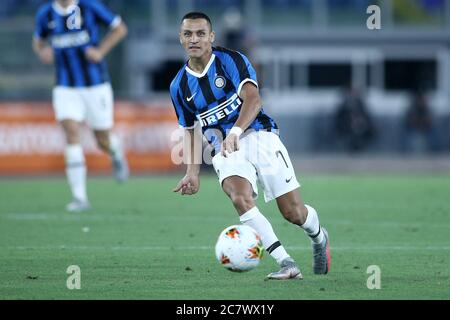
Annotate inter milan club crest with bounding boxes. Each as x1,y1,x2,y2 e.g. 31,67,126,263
214,76,226,89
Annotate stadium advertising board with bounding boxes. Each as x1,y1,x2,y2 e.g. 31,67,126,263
0,102,178,174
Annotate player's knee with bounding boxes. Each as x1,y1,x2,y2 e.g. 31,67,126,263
230,192,254,214
95,136,110,152
281,203,307,225
63,129,79,144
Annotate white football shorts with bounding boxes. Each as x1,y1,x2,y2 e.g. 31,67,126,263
52,82,114,130
212,130,301,202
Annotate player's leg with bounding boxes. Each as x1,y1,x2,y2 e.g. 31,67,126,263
255,130,330,274
60,119,90,212
276,189,331,274
86,83,128,182
53,86,90,212
93,130,129,182
221,175,301,279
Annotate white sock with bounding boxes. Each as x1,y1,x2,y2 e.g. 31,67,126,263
240,207,290,265
301,204,324,244
109,134,123,162
65,144,87,202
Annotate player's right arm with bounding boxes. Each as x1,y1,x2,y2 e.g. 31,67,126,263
170,79,201,196
32,37,53,65
173,127,201,195
32,6,53,65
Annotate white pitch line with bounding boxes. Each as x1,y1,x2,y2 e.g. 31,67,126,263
2,245,450,251
0,213,231,222
2,213,450,230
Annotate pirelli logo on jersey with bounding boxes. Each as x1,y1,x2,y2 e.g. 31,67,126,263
51,30,90,49
196,93,242,127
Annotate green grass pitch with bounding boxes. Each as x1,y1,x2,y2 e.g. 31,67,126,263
0,174,449,299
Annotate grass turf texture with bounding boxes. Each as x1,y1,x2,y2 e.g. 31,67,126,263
0,174,449,299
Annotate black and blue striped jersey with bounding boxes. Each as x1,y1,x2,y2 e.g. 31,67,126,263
34,0,121,87
170,46,278,152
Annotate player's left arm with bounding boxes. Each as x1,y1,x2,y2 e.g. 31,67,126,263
85,20,128,63
221,82,261,156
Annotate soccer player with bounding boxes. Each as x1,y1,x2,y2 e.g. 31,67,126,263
32,0,129,212
171,12,331,279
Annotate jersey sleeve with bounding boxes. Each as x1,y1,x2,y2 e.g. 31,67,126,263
220,50,258,97
90,0,122,28
34,7,50,39
170,82,196,129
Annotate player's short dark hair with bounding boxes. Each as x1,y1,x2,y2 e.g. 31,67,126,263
181,12,212,30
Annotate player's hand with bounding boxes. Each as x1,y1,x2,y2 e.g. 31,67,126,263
38,46,54,64
173,174,200,195
85,47,104,63
221,133,240,157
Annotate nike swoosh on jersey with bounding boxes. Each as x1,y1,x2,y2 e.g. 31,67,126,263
187,93,197,102
285,177,293,183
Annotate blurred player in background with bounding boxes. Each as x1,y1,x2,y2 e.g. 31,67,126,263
171,12,331,279
32,0,129,212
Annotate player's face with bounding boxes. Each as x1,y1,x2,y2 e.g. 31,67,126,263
180,19,215,60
